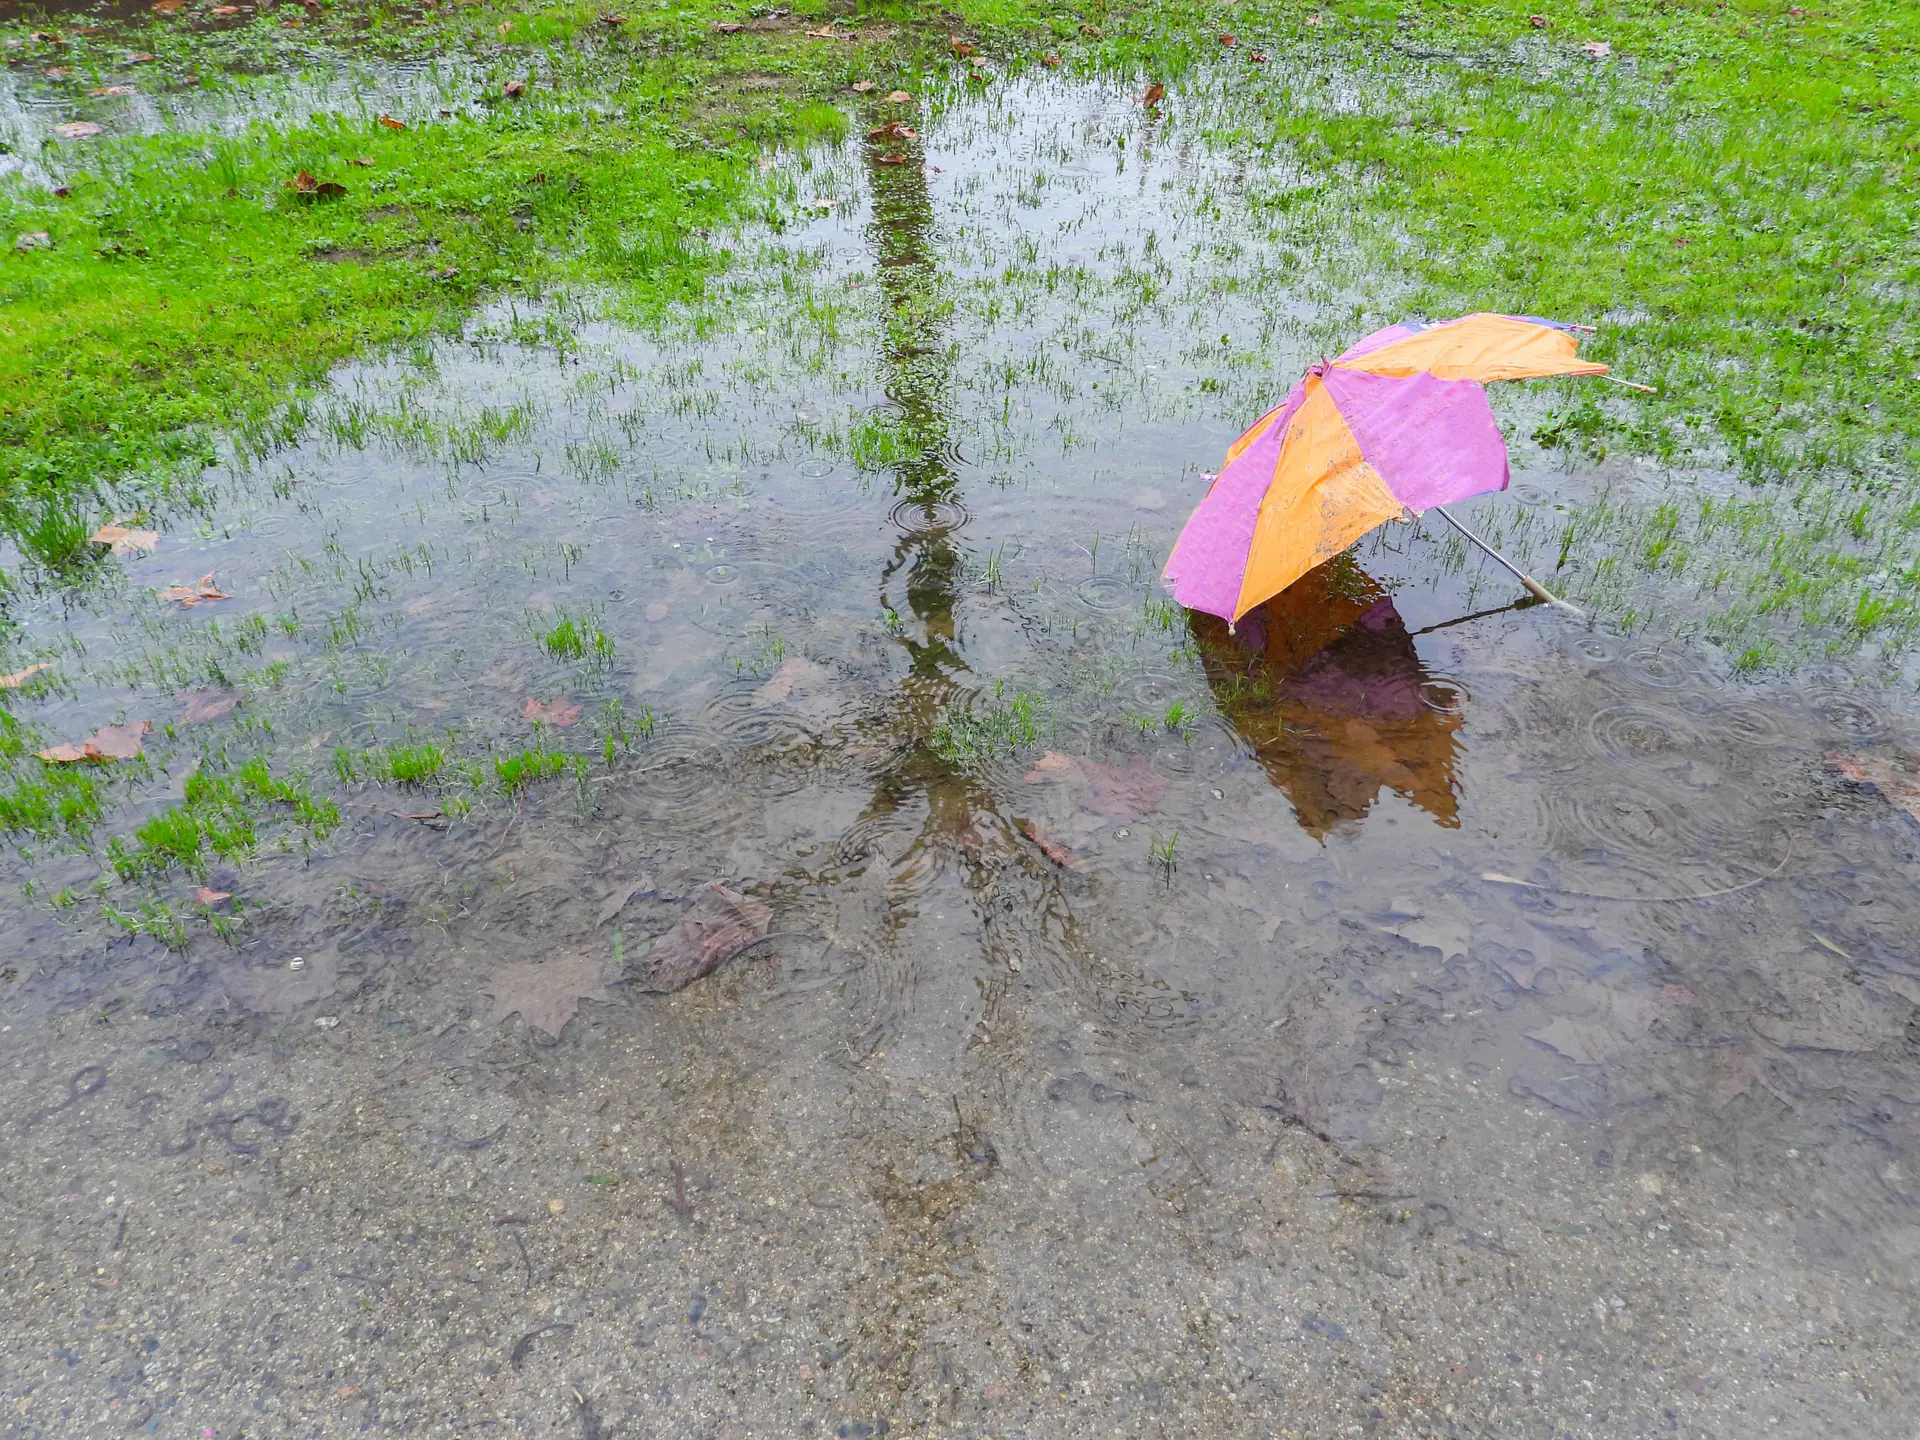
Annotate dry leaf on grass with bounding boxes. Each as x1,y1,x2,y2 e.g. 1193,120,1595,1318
287,171,346,200
522,696,582,726
377,113,406,130
483,951,616,1040
1528,13,1548,27
348,155,375,166
152,0,184,11
38,720,151,764
1140,82,1166,107
1581,39,1611,57
1831,752,1920,824
90,84,138,96
54,120,103,140
1041,53,1061,67
950,37,975,56
179,687,241,725
91,524,158,557
1249,49,1269,61
714,20,743,32
884,90,911,103
632,883,772,994
1023,751,1169,822
157,574,228,606
1078,22,1102,36
1218,32,1236,45
0,663,52,689
503,79,525,97
850,78,875,91
876,153,906,165
126,51,158,61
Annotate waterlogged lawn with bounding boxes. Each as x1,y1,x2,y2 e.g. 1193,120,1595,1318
0,0,1915,934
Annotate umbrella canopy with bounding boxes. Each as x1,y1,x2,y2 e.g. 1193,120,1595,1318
1163,313,1606,622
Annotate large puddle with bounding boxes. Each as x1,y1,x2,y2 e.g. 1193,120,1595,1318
4,73,1918,1437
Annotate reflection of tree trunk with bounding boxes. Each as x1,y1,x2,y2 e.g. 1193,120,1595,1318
855,113,991,858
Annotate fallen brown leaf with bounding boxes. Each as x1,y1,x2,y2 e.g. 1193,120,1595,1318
968,54,989,69
1141,82,1166,107
1249,50,1269,61
179,687,241,725
632,883,772,994
152,0,184,11
802,24,841,37
1023,751,1170,823
876,152,906,165
503,79,525,97
1078,22,1102,36
1218,32,1236,45
884,90,911,103
90,524,159,557
714,20,743,32
1041,53,1061,67
482,951,616,1040
29,31,64,42
348,155,374,166
1528,13,1548,26
157,573,228,606
194,887,233,906
46,67,72,78
210,5,239,12
89,84,139,96
869,118,917,139
378,113,406,130
1831,752,1920,824
38,720,151,764
127,51,158,61
1581,39,1611,57
522,696,582,727
279,15,302,25
0,664,52,689
850,79,875,91
1017,820,1074,868
596,876,652,928
950,37,975,57
600,11,627,23
53,120,103,140
1303,12,1321,24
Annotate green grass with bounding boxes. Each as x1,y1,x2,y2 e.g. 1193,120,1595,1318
107,758,338,879
932,681,1044,766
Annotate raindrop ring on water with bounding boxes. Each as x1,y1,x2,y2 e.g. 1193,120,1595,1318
888,497,970,538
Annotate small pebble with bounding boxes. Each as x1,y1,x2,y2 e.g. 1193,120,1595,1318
315,1015,339,1029
288,957,305,971
548,1198,566,1215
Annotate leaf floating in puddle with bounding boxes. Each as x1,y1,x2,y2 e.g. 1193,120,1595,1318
179,687,241,725
38,720,150,764
483,952,617,1040
884,90,911,104
522,696,583,727
90,84,138,97
157,573,228,606
1140,82,1166,108
0,663,53,689
1023,751,1169,822
91,523,159,557
632,883,772,994
194,887,232,906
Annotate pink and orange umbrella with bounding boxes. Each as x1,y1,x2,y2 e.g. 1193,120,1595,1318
1163,312,1615,622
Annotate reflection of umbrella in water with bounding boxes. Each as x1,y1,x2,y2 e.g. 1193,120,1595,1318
1189,557,1465,837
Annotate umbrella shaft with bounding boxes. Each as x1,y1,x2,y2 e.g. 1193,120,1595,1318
1430,506,1579,614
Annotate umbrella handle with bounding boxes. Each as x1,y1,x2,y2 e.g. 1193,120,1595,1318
1430,506,1583,617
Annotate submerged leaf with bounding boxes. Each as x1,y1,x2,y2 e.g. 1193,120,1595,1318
54,120,103,140
483,952,617,1040
632,882,772,994
1831,752,1920,824
179,687,241,725
1141,82,1166,107
0,663,53,689
1023,751,1169,822
194,887,233,906
91,523,158,557
157,574,228,606
522,696,582,726
38,719,150,764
